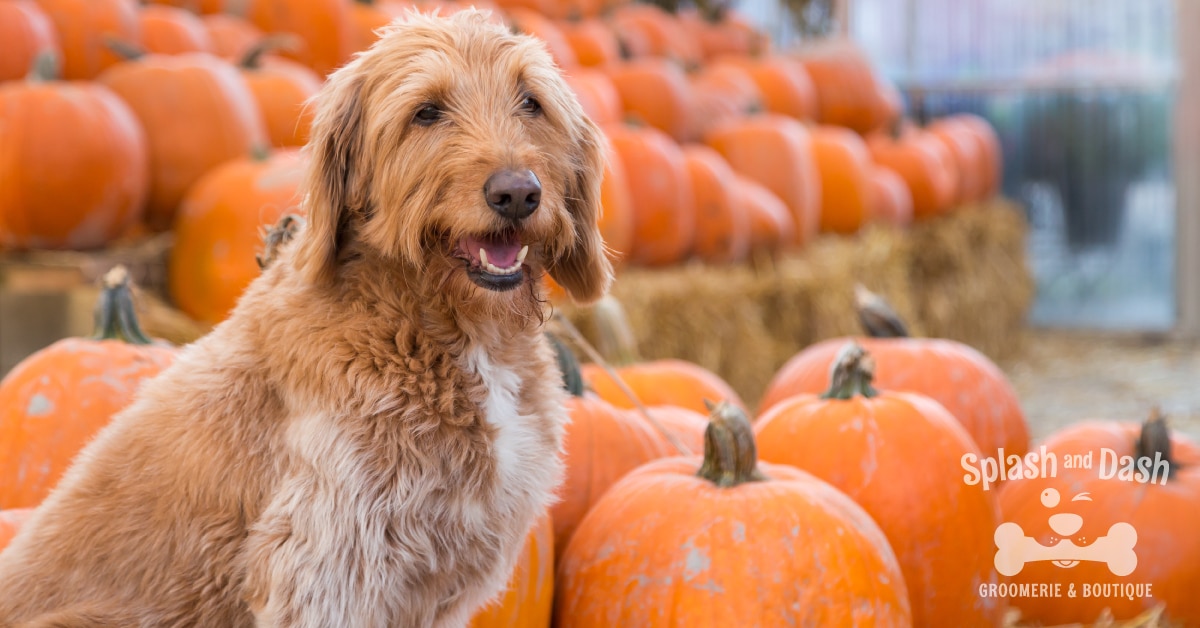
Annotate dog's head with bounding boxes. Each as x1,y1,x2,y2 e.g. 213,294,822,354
293,9,612,306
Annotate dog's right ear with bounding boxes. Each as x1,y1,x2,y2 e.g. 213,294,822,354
293,69,369,286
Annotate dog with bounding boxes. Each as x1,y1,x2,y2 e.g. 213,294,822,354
0,9,610,627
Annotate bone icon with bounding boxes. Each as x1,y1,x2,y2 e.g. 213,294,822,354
993,488,1138,577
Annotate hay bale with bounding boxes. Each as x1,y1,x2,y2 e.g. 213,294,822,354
561,198,1033,409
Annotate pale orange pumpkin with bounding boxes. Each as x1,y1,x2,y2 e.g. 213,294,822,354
31,0,140,79
138,4,213,55
603,123,695,266
0,0,60,82
603,58,693,142
810,124,873,234
201,13,264,60
237,38,323,148
242,0,352,76
682,144,750,264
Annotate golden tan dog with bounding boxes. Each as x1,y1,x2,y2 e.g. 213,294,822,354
0,10,610,627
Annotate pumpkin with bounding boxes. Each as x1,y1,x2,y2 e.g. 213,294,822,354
866,166,913,227
145,0,224,13
681,144,750,264
866,121,957,219
755,342,1003,627
30,0,139,79
238,38,322,148
609,4,701,68
97,49,268,231
169,148,306,324
0,508,34,552
243,0,351,76
467,512,554,627
202,13,264,60
603,123,695,266
582,359,745,418
997,413,1200,626
603,58,693,142
595,144,635,264
0,267,176,509
564,68,622,126
686,62,761,140
0,54,148,251
795,40,894,134
556,401,913,626
559,18,621,68
759,286,1030,461
641,404,708,454
810,125,873,234
347,0,407,54
704,113,821,247
504,8,578,68
493,0,602,21
712,55,816,121
677,9,768,61
927,117,984,206
138,4,213,55
735,174,795,253
953,113,1003,199
0,0,59,82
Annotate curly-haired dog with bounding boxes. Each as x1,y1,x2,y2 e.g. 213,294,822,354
0,10,610,627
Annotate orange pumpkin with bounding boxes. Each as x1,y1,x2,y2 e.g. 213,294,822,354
581,359,745,416
704,114,821,247
558,18,620,67
681,144,749,264
169,149,306,324
641,404,708,454
755,343,1003,627
595,145,635,264
30,0,140,79
866,122,957,219
97,50,268,231
138,4,213,55
867,166,913,227
145,0,224,13
609,4,700,68
564,68,622,126
954,113,1003,199
927,117,985,205
0,55,148,251
603,123,694,266
677,9,768,61
467,512,554,627
686,62,760,140
810,125,873,234
504,7,578,68
0,508,34,552
0,267,176,509
201,13,264,60
712,55,816,121
759,290,1030,461
556,402,912,626
347,0,407,54
795,40,895,134
238,39,322,148
0,0,59,82
997,414,1200,626
603,58,693,141
493,0,602,21
243,0,351,76
735,174,794,253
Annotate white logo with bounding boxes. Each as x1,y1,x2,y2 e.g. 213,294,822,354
993,487,1137,577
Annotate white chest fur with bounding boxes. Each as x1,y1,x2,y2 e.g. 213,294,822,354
464,345,537,493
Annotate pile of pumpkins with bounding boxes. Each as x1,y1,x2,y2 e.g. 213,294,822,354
2,273,1198,626
1,0,1002,328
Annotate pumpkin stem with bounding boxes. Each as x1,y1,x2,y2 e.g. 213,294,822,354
256,214,305,271
92,266,154,345
551,311,693,456
26,51,60,82
238,34,302,70
821,342,878,400
1136,408,1176,478
854,284,910,338
696,401,767,487
545,331,586,397
103,36,146,61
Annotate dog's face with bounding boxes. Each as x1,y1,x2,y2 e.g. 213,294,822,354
293,10,612,307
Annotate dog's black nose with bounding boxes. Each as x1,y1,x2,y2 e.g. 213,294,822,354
484,169,541,220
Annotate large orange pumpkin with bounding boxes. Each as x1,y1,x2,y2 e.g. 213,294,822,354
866,122,957,219
563,68,622,126
169,148,306,324
759,289,1030,461
997,413,1200,626
243,0,351,76
31,0,140,79
0,0,59,82
712,55,816,121
735,174,794,253
559,18,620,68
704,114,821,247
0,56,148,251
603,123,695,266
0,267,176,509
954,113,1003,199
467,512,554,627
556,402,912,626
0,508,34,552
581,359,745,416
595,145,635,264
795,39,895,134
238,39,323,148
810,125,873,234
97,50,268,231
138,4,213,55
866,166,914,227
681,144,749,264
641,404,708,454
603,58,693,142
755,343,1003,627
201,13,264,61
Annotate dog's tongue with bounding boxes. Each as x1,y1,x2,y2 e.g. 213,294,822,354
462,233,522,268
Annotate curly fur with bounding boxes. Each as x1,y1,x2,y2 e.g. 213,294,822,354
0,10,611,627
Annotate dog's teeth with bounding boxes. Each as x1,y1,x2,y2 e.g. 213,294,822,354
479,248,488,266
516,245,529,264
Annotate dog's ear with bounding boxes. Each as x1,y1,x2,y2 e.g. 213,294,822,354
548,116,614,304
293,69,370,286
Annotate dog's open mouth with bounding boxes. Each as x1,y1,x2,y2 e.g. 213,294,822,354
455,230,530,291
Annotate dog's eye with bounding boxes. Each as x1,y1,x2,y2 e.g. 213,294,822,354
520,95,542,116
414,104,443,126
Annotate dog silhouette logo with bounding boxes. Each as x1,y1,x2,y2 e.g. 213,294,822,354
994,487,1137,577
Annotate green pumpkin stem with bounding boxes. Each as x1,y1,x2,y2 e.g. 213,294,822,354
854,283,910,338
103,36,146,61
546,331,586,397
92,266,154,345
26,51,60,82
696,401,767,487
821,342,878,400
1136,409,1176,478
238,34,302,71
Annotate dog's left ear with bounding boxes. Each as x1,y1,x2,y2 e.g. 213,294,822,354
548,116,614,304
